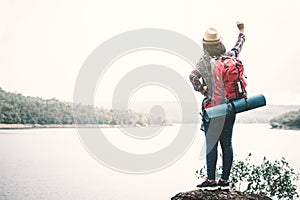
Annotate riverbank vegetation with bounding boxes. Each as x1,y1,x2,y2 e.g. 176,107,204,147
270,109,300,130
0,87,151,126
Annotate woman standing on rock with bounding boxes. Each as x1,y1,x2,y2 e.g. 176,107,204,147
190,22,245,191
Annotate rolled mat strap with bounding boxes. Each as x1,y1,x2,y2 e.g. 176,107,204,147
203,94,266,122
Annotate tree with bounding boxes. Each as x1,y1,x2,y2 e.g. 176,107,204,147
0,87,151,125
270,110,300,129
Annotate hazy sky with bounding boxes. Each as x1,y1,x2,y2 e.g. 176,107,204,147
1,0,300,106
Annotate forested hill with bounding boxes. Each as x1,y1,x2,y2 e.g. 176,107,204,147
0,87,151,125
270,109,300,130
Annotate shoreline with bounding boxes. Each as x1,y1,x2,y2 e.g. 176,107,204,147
271,126,300,131
0,123,174,129
270,122,300,131
0,124,135,129
2,123,299,130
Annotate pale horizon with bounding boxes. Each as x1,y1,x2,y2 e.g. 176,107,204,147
1,0,300,106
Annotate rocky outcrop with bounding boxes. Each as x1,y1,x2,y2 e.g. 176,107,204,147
171,189,272,200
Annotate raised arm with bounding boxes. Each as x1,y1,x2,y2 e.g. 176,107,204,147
227,22,245,57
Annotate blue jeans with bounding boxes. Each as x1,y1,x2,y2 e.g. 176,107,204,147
203,114,236,180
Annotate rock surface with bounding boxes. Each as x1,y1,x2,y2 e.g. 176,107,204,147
171,189,272,200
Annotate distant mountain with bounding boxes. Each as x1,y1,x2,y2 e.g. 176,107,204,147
236,105,300,123
127,101,300,124
127,101,201,123
3,84,296,126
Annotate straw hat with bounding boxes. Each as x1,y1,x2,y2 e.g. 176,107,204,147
202,27,222,44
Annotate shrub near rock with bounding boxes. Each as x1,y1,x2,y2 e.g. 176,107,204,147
194,154,299,199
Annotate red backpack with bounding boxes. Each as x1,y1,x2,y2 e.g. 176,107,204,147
211,56,247,106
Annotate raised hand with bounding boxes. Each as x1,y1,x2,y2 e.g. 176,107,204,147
236,21,244,33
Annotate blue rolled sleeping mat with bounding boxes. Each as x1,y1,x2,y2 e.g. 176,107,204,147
203,94,266,122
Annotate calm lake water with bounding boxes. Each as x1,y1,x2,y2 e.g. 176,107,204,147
0,124,300,200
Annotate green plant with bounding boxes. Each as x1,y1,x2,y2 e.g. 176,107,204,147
270,109,300,129
0,87,151,125
195,153,299,199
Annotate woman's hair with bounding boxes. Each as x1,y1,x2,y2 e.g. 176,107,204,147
203,42,226,57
